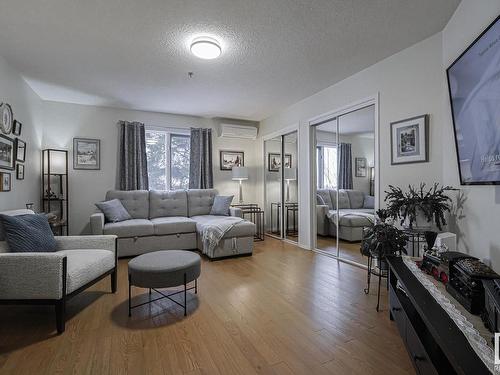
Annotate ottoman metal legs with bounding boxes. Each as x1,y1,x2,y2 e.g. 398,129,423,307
128,273,198,317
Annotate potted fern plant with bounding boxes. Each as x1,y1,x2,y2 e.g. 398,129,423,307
361,221,408,269
384,183,455,230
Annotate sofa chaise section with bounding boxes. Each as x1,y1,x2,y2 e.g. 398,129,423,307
317,189,375,242
91,189,255,259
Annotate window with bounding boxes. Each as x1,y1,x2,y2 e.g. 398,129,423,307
317,145,337,189
146,129,190,190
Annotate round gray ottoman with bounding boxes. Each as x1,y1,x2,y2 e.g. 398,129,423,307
128,250,201,317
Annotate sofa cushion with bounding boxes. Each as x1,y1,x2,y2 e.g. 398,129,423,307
0,214,57,253
103,219,154,237
338,210,375,227
346,190,365,209
95,199,132,223
187,189,217,217
150,217,197,235
191,215,255,238
149,190,188,218
58,249,114,293
105,190,149,219
0,209,35,241
336,190,351,209
317,189,333,209
210,195,234,216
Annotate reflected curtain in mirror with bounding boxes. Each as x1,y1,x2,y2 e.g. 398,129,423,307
338,142,353,189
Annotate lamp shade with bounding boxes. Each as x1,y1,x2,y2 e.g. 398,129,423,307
43,149,67,175
232,166,248,180
284,167,297,181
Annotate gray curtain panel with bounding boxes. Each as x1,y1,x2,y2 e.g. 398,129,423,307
338,142,353,189
189,128,213,189
118,121,149,190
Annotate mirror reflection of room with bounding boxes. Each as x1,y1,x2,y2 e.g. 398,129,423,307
315,105,375,266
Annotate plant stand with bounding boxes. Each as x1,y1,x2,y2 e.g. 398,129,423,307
364,254,389,312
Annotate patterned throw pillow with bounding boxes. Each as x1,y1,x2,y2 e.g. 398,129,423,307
210,195,234,216
0,214,57,252
95,199,132,223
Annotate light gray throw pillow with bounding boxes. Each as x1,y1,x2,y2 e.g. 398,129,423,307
363,195,375,209
95,199,132,223
210,195,234,216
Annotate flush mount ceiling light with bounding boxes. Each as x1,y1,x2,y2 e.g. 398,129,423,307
190,37,222,59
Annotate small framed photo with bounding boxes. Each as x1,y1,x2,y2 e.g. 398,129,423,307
15,139,26,162
391,114,429,165
355,157,367,177
16,164,24,180
0,172,11,191
268,153,292,172
73,138,100,170
12,120,22,136
220,150,244,170
0,134,15,170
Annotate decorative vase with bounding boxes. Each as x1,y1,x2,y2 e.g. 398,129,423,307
403,206,432,230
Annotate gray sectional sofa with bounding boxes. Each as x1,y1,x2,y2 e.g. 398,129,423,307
317,189,375,242
90,189,256,259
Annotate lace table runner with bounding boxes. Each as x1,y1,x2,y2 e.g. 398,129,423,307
402,256,497,373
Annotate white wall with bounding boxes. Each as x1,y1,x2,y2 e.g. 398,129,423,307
441,0,500,268
42,101,260,234
260,33,444,249
0,56,43,212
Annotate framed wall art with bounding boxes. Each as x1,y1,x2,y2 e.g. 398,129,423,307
391,114,429,165
15,139,26,162
268,153,292,172
73,138,100,170
355,157,367,177
0,172,11,191
220,150,244,170
0,134,15,170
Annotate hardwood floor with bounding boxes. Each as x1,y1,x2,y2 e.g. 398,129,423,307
316,236,368,266
0,238,413,374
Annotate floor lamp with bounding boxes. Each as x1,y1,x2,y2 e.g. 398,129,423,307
284,167,297,203
232,167,248,204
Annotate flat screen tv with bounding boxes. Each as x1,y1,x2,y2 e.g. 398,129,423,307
447,15,500,185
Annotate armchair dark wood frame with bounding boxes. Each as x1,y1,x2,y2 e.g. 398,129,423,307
0,238,118,334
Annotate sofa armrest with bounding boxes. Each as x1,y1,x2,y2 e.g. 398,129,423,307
0,253,66,300
316,204,329,236
90,212,105,234
55,235,117,253
229,207,243,218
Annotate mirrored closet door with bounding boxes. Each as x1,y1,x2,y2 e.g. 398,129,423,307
264,130,299,243
313,104,376,267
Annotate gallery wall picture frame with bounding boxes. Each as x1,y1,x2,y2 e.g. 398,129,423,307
15,139,26,162
16,164,24,180
0,103,13,134
355,157,367,177
73,138,100,170
220,150,244,170
0,172,11,191
390,114,429,165
12,120,22,136
0,134,15,170
268,153,292,172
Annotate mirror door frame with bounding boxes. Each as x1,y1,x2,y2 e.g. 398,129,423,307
308,94,380,267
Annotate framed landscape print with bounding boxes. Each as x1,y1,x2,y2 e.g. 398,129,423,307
355,157,367,177
15,139,26,162
220,150,244,170
391,114,429,165
268,153,292,172
0,134,15,170
16,164,24,180
73,138,100,170
0,172,11,191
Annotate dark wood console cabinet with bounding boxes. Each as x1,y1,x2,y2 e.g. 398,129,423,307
387,256,490,375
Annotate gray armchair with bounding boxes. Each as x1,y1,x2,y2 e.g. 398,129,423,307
0,210,117,334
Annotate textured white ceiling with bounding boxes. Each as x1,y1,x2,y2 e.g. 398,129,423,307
0,0,459,120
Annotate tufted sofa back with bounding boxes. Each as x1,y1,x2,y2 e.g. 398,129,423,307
106,190,150,219
149,190,188,218
186,189,218,217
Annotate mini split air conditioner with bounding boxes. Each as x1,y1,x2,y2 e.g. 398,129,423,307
219,123,258,140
